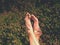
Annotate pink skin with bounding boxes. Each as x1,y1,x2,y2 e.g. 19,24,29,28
25,12,42,43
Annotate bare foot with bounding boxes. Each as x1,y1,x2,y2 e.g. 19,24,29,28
31,14,42,40
25,12,32,31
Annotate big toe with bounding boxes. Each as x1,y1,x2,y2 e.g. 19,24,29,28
31,14,38,22
25,12,31,20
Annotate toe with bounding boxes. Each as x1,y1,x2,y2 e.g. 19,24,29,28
25,13,31,22
31,14,38,22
